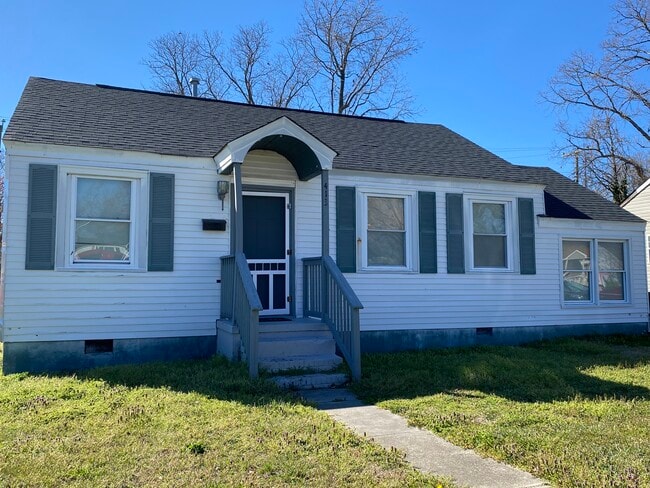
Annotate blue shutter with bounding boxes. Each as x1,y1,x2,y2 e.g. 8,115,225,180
446,193,465,274
26,164,57,270
336,186,356,272
418,191,437,273
148,173,175,271
518,198,536,274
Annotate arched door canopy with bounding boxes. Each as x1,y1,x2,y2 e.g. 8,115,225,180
213,116,337,181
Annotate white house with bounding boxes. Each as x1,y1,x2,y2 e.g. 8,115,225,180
1,77,647,376
622,179,650,292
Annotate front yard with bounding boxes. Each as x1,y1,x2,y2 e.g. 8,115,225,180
352,334,650,487
0,343,446,487
3,335,649,487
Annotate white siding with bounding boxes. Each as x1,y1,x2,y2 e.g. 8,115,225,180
622,188,650,288
3,142,646,344
3,144,228,342
2,144,323,343
330,170,648,332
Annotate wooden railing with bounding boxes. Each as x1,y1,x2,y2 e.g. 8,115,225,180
303,256,363,380
220,253,263,378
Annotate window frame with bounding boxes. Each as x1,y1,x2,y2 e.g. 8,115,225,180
357,188,416,272
465,196,515,272
560,238,630,306
56,166,148,272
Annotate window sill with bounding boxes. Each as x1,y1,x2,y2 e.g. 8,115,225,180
358,267,418,274
561,301,631,309
56,266,147,273
468,268,514,273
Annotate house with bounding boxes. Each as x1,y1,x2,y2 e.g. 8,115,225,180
621,179,650,292
1,77,647,377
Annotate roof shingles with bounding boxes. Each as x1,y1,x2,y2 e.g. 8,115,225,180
4,77,643,223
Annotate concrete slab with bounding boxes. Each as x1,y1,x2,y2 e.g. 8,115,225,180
272,373,348,390
300,388,549,488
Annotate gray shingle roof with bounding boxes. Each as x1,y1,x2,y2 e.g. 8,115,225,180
4,77,643,223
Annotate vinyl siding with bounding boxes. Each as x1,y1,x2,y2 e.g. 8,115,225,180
3,143,646,344
330,170,648,332
2,145,321,342
3,144,226,342
622,188,650,289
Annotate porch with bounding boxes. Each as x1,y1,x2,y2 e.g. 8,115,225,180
214,117,363,380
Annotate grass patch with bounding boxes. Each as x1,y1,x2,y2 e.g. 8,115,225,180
351,334,650,487
0,342,450,487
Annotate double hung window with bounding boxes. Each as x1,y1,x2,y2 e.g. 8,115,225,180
58,167,146,270
467,198,513,271
359,191,414,270
73,177,133,263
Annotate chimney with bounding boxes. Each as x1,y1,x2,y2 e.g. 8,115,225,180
189,77,200,97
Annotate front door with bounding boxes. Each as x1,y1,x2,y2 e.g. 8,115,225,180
242,192,290,316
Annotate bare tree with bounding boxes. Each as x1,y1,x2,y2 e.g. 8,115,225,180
200,22,274,105
545,0,650,202
144,32,201,96
263,37,316,108
143,32,230,99
144,0,419,117
297,0,419,118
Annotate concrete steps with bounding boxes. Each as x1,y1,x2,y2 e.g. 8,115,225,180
217,317,344,375
271,373,349,390
260,354,342,373
259,335,336,357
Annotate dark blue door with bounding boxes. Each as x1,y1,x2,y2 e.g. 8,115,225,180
243,193,289,315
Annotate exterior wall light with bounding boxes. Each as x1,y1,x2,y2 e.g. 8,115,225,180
217,180,230,210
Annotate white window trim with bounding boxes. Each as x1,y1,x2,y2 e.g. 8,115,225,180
357,188,417,272
465,195,516,272
560,238,630,306
56,166,148,272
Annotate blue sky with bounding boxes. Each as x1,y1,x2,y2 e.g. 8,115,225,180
1,0,613,174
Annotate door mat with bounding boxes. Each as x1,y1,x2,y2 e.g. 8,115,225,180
259,317,292,323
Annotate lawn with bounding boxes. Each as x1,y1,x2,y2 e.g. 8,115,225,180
0,343,449,487
351,334,650,488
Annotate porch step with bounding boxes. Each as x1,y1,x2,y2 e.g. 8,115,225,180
258,335,336,357
259,354,343,373
271,373,349,390
258,318,331,335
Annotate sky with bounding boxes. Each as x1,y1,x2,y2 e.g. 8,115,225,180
0,0,615,176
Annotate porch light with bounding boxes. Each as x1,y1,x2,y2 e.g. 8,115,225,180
217,180,230,210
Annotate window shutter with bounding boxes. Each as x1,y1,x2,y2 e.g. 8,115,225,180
336,186,356,273
418,191,437,273
148,173,175,271
446,193,465,274
26,164,57,270
518,197,536,274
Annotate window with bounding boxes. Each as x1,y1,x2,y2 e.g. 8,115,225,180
58,167,147,270
467,198,513,270
562,240,592,301
73,178,132,263
597,241,626,301
562,239,628,303
359,191,414,270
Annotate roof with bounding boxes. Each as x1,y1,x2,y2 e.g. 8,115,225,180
4,77,643,223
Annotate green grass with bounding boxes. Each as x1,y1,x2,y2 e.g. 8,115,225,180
0,343,450,487
351,334,650,487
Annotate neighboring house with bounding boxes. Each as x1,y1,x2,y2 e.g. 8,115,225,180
622,179,650,292
1,77,648,376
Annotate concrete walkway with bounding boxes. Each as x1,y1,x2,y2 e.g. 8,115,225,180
299,388,549,488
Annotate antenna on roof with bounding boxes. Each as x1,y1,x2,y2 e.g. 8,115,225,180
189,77,200,97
